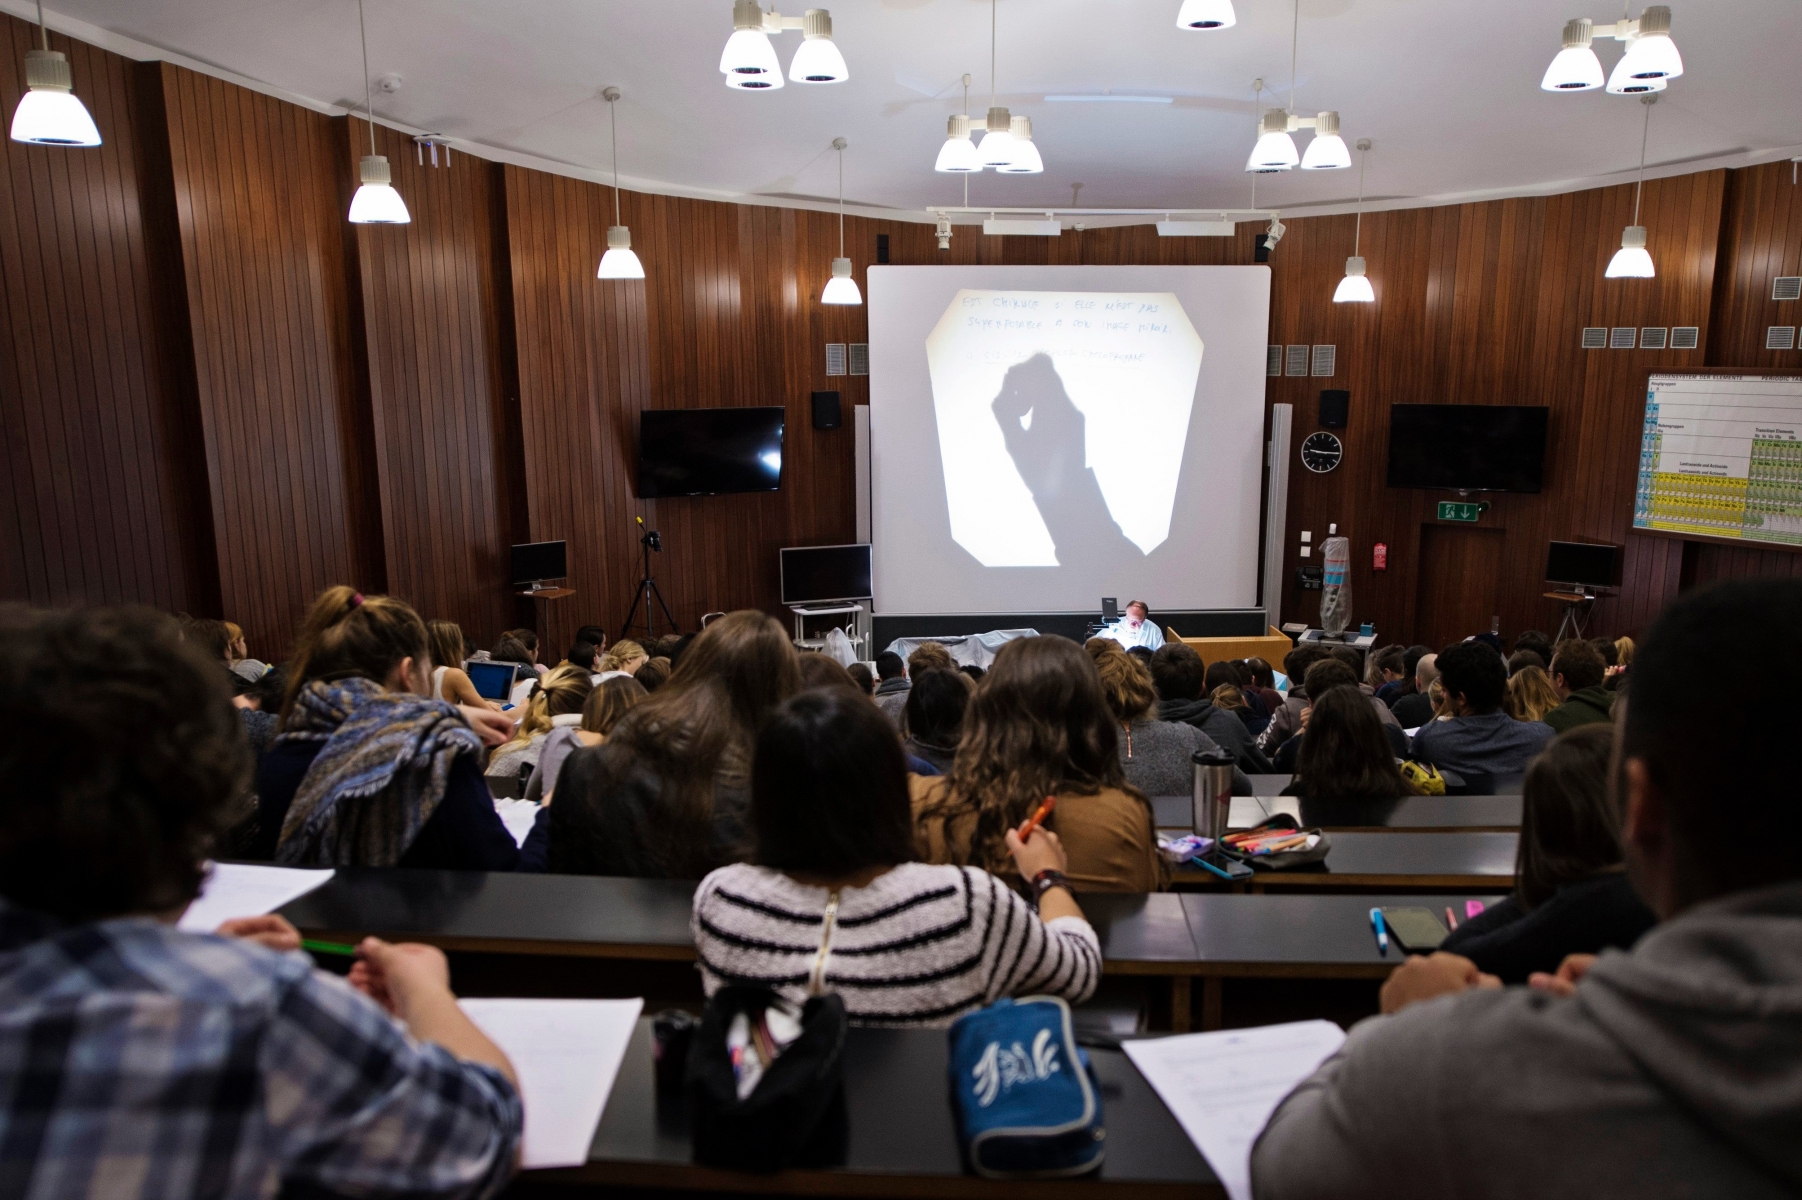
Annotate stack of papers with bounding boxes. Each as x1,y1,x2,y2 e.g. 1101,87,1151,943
460,998,644,1168
177,863,335,932
1125,1021,1346,1200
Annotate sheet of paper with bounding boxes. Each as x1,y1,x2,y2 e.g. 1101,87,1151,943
177,863,335,933
459,998,644,1169
1125,1020,1347,1200
494,798,541,847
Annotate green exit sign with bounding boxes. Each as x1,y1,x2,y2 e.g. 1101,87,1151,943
1437,501,1483,522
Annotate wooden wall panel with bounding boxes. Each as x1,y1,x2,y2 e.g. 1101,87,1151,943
351,118,521,645
156,63,380,656
0,15,214,614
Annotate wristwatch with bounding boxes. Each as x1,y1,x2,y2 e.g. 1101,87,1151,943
1031,869,1072,900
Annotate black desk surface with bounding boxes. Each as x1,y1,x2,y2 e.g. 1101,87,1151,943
1152,793,1523,832
281,868,1199,970
1182,892,1506,976
1170,831,1518,890
535,1017,1220,1198
1244,773,1524,797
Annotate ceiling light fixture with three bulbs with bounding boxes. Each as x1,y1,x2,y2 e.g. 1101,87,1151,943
720,0,847,90
1541,5,1682,95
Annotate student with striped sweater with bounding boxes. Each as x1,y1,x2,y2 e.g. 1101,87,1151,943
692,687,1099,1027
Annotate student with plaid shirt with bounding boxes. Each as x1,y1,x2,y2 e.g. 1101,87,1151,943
0,606,524,1200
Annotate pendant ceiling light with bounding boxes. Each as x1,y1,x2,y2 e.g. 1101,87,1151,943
597,88,645,280
821,138,861,305
10,0,100,146
1334,140,1375,303
347,0,408,224
935,75,982,173
972,0,1042,174
1606,96,1658,279
1175,0,1236,31
720,1,847,91
1542,6,1680,96
1246,4,1349,173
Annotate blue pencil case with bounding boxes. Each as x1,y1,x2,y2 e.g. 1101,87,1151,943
946,995,1105,1179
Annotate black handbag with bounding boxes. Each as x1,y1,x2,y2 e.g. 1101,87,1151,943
686,891,849,1171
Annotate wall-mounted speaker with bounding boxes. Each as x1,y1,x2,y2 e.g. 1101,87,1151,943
1319,389,1350,429
876,234,890,264
811,390,843,430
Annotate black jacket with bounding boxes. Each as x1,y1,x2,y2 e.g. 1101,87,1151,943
1158,696,1273,773
1441,872,1657,983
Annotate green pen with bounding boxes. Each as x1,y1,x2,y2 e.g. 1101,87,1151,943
301,938,360,957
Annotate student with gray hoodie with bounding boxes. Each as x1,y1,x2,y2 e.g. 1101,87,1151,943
1251,577,1802,1200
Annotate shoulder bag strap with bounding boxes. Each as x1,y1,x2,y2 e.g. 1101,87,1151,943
807,889,841,996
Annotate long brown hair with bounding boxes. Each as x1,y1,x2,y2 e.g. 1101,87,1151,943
426,620,468,679
1505,665,1562,723
281,586,430,725
596,610,801,873
1517,724,1620,910
923,635,1142,873
1290,685,1419,801
1094,649,1158,722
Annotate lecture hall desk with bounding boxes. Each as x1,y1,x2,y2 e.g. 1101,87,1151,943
278,869,1502,1033
517,1017,1221,1199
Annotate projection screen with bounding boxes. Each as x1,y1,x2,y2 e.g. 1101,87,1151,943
867,265,1271,616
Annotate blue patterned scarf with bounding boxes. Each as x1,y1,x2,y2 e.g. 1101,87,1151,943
275,676,482,867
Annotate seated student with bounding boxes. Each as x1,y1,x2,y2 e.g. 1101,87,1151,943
959,662,986,682
427,619,504,711
1506,648,1547,676
1150,641,1272,772
525,674,646,802
549,611,800,879
233,664,286,755
1098,651,1251,797
0,605,523,1198
846,661,876,696
1207,659,1270,732
1252,578,1802,1200
486,665,592,783
1243,656,1284,713
1408,640,1554,777
903,667,972,776
1390,651,1438,729
799,653,944,777
1505,663,1563,723
505,628,543,674
1544,639,1615,733
1258,644,1328,752
692,689,1099,1027
633,655,671,691
575,623,609,653
565,639,600,675
913,636,1164,893
872,649,912,725
253,587,532,872
1365,644,1407,696
1441,725,1655,982
1273,660,1409,770
184,616,236,669
1281,685,1421,802
490,634,539,706
1512,628,1554,666
595,638,648,681
224,620,269,682
909,640,957,676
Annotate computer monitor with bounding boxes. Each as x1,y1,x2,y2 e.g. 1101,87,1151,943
1101,597,1119,622
465,660,518,702
1545,541,1622,591
780,544,873,606
510,541,567,586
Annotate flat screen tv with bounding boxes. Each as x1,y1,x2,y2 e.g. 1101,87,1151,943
1386,404,1549,493
638,407,785,498
781,544,873,606
1545,541,1622,590
510,540,567,585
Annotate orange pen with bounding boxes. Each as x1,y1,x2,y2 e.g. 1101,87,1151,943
1018,796,1057,841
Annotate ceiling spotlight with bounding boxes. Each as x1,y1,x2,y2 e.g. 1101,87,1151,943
722,2,847,91
1606,97,1658,279
820,137,861,305
996,114,1043,174
1546,6,1681,97
936,215,953,250
597,87,645,280
1542,19,1604,90
1247,109,1298,172
788,8,848,83
1300,110,1350,169
1175,0,1236,30
346,0,408,225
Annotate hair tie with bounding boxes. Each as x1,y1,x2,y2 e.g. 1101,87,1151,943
350,593,364,607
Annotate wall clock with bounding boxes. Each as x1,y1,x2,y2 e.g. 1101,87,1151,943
1301,431,1343,473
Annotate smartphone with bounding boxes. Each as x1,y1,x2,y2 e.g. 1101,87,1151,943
1380,907,1450,953
1195,852,1254,882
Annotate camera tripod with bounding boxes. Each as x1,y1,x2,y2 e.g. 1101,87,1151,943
621,525,677,640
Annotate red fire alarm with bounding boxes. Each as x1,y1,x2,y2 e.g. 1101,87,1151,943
1372,542,1388,571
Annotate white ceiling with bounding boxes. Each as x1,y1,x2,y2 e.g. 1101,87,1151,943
22,0,1802,223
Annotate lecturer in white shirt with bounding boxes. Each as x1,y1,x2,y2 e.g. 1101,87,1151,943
1098,600,1165,651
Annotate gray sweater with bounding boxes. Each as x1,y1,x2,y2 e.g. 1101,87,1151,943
1118,718,1252,798
1252,881,1802,1200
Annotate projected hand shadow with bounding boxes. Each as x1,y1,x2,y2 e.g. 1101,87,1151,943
991,354,1144,570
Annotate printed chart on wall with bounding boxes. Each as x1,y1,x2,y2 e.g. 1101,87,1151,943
1634,374,1802,548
